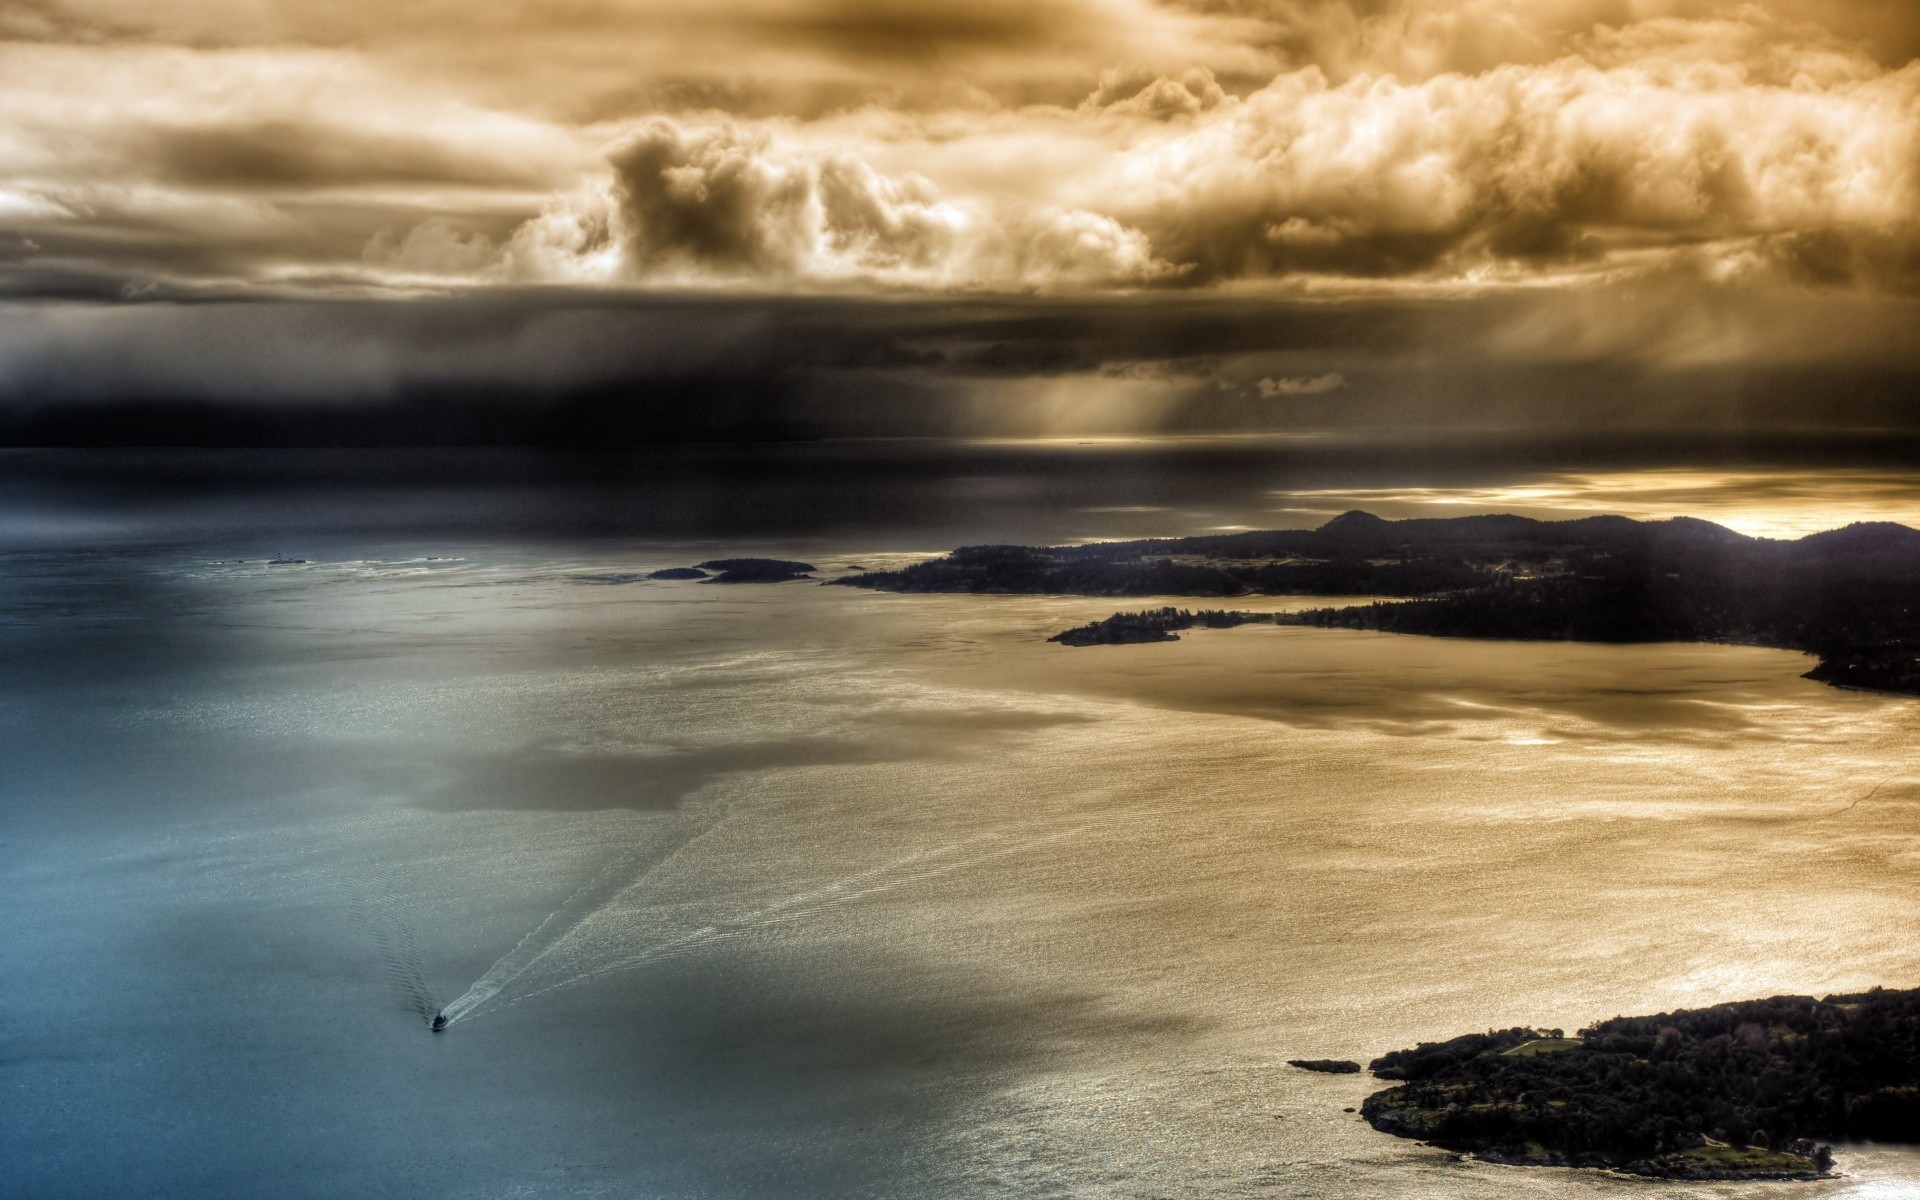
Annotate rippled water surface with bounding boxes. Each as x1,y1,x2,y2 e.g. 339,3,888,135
5,446,1920,1198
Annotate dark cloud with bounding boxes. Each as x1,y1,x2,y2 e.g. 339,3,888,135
0,1,1916,435
760,0,1100,58
148,121,563,189
1,286,1918,443
610,121,964,281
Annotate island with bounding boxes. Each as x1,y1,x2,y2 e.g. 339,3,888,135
1360,987,1920,1179
833,511,1920,696
1288,1058,1362,1074
571,572,650,585
1048,607,1277,646
684,558,817,583
646,567,709,580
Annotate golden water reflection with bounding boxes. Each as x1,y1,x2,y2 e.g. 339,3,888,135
1274,468,1920,539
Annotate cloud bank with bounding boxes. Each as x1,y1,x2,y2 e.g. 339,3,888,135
3,2,1920,443
1,1,1916,298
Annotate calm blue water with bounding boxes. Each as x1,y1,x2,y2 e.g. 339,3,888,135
6,445,1920,1199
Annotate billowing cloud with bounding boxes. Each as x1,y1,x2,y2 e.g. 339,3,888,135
2,3,1915,298
609,122,971,283
493,120,1172,289
1,1,1917,445
1106,41,1920,289
0,0,1913,319
359,6,1900,295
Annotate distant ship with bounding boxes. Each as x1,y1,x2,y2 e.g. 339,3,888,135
430,1013,448,1032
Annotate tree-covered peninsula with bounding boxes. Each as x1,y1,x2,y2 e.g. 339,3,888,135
835,511,1920,696
1361,988,1920,1179
1047,607,1278,645
647,558,817,583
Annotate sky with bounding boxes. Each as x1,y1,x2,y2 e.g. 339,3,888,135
3,1,1919,441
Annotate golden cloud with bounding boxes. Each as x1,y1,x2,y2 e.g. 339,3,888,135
1,2,1917,296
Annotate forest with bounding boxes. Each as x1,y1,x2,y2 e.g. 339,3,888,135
1362,988,1920,1178
1047,607,1277,645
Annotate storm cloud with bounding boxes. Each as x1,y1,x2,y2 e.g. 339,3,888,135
1,1,1918,436
4,283,1918,441
3,1,1917,295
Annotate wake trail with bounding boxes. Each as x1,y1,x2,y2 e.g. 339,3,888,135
1800,776,1901,826
438,816,722,1024
474,807,1173,1019
451,830,1010,1022
351,894,438,1021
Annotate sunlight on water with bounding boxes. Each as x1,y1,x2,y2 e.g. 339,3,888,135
6,451,1920,1198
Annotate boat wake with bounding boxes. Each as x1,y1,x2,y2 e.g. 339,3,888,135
435,820,712,1026
351,892,439,1024
440,805,1170,1026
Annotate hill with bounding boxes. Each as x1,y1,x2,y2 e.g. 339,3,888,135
837,512,1920,695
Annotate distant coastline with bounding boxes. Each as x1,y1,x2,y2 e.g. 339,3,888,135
833,511,1920,696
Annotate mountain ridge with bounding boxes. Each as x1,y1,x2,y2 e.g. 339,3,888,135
835,510,1920,696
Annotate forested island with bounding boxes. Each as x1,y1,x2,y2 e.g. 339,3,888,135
1047,607,1277,645
1359,987,1920,1179
835,511,1920,695
649,558,816,583
1288,1058,1362,1074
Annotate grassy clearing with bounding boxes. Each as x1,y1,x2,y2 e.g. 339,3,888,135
1500,1038,1583,1057
1645,1142,1819,1177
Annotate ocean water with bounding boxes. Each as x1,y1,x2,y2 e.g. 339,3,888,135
5,444,1920,1199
